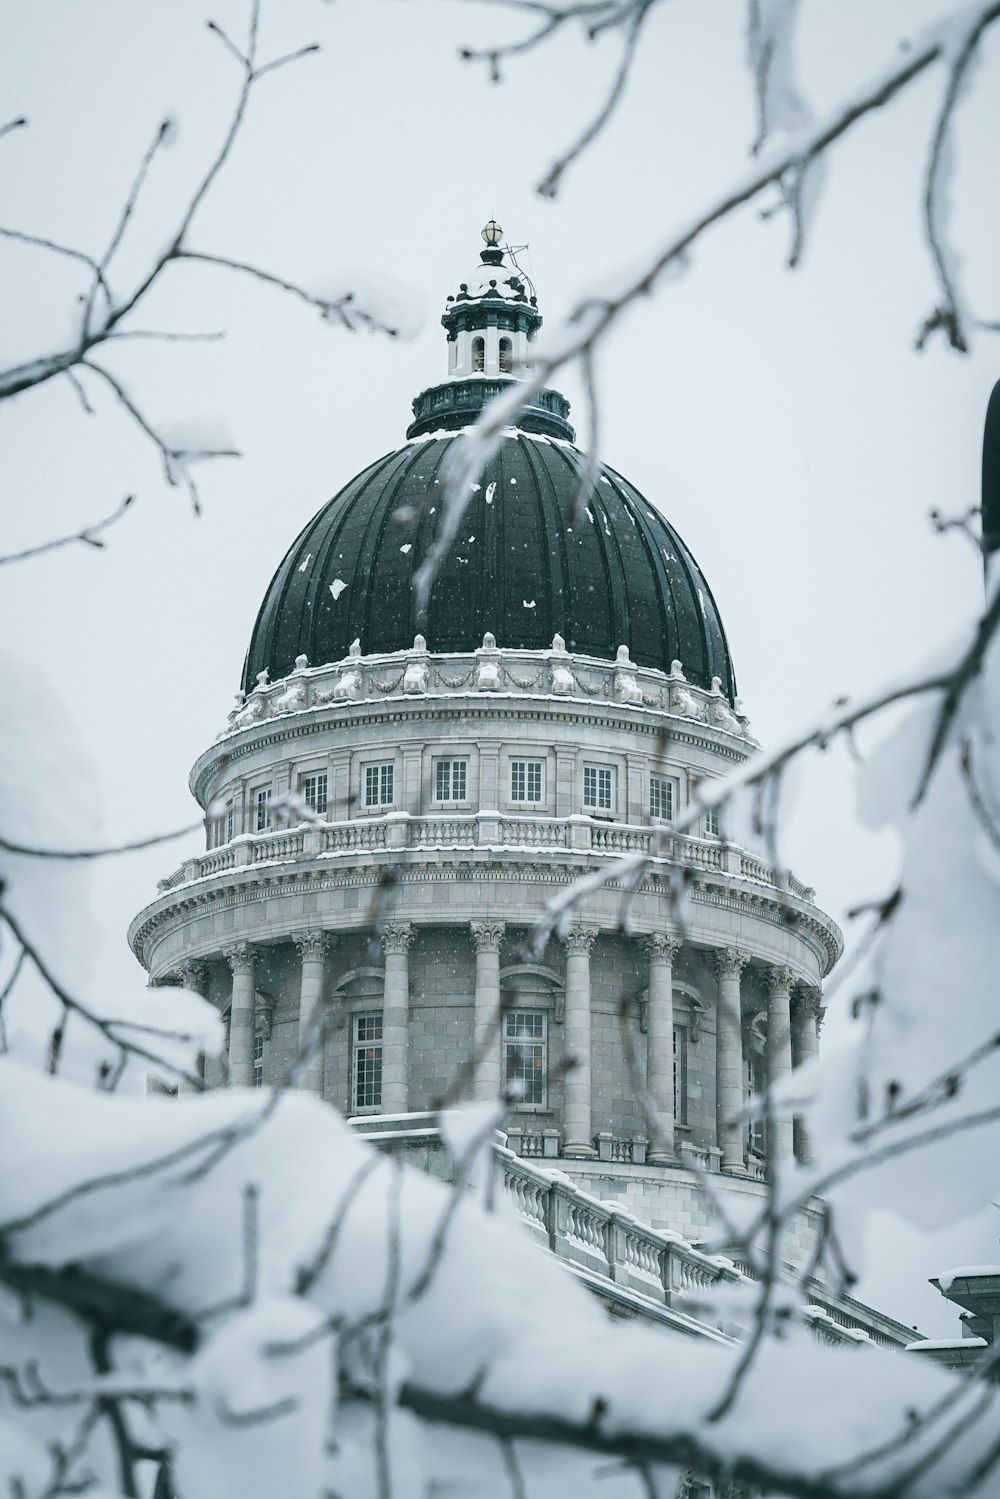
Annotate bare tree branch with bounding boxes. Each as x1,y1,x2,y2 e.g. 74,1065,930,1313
0,494,138,566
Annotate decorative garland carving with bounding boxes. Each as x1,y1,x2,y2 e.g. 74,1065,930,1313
437,670,475,688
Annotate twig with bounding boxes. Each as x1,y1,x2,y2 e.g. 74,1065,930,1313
0,495,136,566
0,818,200,859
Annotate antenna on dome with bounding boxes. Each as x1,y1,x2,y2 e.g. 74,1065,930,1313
503,239,537,303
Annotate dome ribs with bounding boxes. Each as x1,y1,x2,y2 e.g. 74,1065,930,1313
240,432,737,702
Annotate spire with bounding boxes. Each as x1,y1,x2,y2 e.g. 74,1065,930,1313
405,226,573,442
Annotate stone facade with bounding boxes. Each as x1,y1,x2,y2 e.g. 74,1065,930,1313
131,635,841,1260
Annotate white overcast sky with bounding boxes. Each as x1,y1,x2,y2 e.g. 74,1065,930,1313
2,0,999,1328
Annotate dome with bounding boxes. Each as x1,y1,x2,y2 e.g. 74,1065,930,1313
242,428,737,699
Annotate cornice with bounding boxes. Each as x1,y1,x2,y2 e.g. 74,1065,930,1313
130,853,841,977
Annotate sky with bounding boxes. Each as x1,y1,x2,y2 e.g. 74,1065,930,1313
2,0,999,1331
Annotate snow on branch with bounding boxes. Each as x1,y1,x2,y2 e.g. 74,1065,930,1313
423,4,1000,616
0,0,413,531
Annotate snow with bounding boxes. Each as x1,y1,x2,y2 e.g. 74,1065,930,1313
936,1265,1000,1293
399,543,412,554
905,1337,987,1351
298,553,313,572
330,579,348,599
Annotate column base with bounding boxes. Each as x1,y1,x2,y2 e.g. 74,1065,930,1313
562,1142,598,1159
647,1148,677,1166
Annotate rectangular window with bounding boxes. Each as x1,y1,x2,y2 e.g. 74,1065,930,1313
583,763,614,811
504,1010,547,1106
255,786,272,832
747,1056,765,1157
704,807,720,837
510,759,543,803
211,797,234,848
673,1026,687,1124
364,762,395,808
353,1012,383,1110
649,774,677,822
253,1033,264,1089
435,759,468,802
301,771,328,818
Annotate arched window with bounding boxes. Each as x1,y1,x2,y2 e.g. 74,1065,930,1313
472,336,485,373
499,337,513,374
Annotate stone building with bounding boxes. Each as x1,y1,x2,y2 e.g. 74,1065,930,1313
129,227,914,1347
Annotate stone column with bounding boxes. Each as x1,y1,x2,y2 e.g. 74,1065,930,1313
224,943,256,1087
644,935,682,1162
471,921,505,1100
766,966,796,1164
177,960,210,1093
562,927,598,1157
714,948,749,1174
380,922,415,1114
293,932,329,1096
791,984,822,1163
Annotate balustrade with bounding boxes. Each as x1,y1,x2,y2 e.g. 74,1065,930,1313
161,813,820,908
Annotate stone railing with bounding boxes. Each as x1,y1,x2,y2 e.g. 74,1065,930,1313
215,639,756,745
348,1116,914,1349
157,813,815,904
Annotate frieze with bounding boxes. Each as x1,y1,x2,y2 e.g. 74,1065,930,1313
131,858,840,974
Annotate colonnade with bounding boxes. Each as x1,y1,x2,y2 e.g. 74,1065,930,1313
204,928,822,1172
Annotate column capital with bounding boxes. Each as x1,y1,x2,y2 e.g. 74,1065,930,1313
294,930,329,963
794,983,823,1019
713,947,750,981
562,925,597,956
178,959,210,997
767,965,797,998
381,920,415,956
643,933,681,965
470,920,505,955
224,942,255,977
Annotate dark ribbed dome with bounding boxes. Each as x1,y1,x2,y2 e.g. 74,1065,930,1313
242,430,737,701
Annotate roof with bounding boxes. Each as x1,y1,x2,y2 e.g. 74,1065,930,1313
242,428,737,700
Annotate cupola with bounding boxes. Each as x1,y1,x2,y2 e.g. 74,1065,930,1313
407,222,573,440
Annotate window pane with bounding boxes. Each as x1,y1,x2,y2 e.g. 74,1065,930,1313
353,1012,383,1110
303,772,328,816
253,1033,264,1088
454,760,467,799
381,764,394,804
504,1010,547,1106
255,788,271,831
583,766,596,806
511,761,525,801
436,761,448,800
526,761,542,801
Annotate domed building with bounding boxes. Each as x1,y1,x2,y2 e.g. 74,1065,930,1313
129,229,914,1347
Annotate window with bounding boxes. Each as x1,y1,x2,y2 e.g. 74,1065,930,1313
583,763,615,811
301,771,328,818
704,807,720,837
499,336,513,374
353,1012,383,1110
253,1033,264,1089
435,759,467,802
364,762,395,808
649,774,677,822
211,797,234,848
510,759,543,804
747,1056,765,1157
472,335,485,373
255,786,272,832
504,1010,547,1106
673,1026,687,1123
